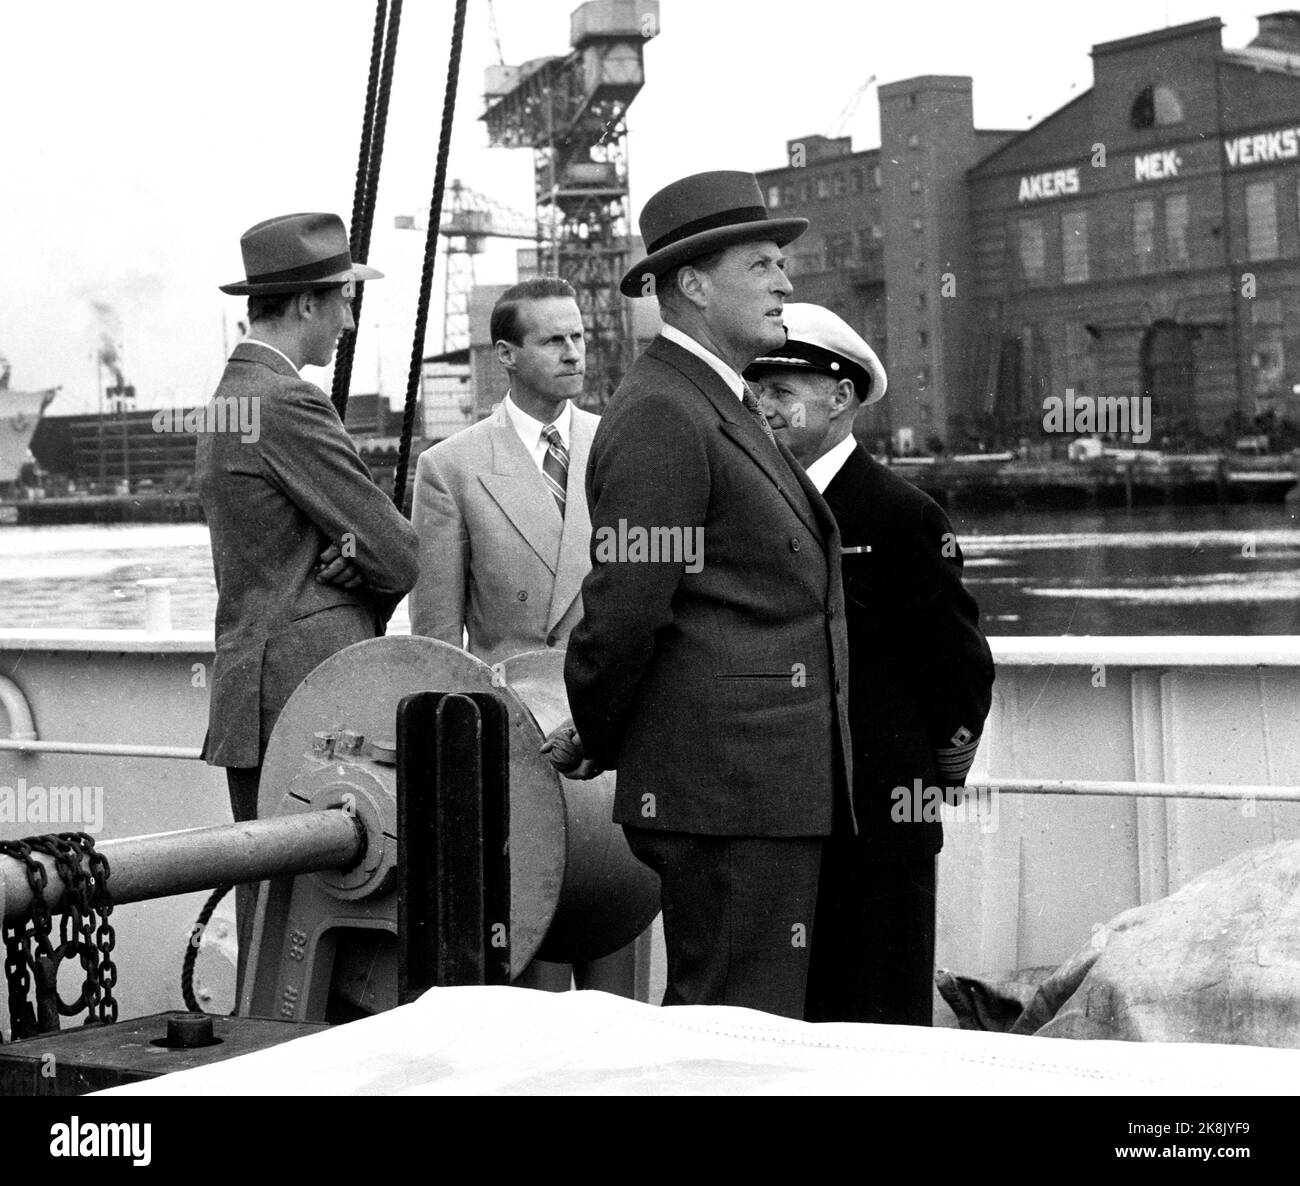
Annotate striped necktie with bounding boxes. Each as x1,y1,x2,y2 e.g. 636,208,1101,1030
541,423,568,518
741,384,778,448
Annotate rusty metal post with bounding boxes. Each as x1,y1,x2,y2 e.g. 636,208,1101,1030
0,810,363,922
397,691,510,1002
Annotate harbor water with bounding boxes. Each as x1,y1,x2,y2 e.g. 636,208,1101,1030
1,503,1298,636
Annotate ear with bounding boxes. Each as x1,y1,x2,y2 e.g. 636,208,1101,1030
494,339,516,370
675,265,709,311
293,290,316,321
829,379,857,419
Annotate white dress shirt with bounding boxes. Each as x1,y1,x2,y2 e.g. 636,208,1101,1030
805,434,858,494
503,393,572,477
660,324,746,401
241,338,301,378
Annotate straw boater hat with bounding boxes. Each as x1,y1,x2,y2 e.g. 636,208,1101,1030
747,303,888,406
620,171,808,297
219,212,383,295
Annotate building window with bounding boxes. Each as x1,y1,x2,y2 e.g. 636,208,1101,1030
1165,194,1190,269
833,171,847,197
797,180,809,203
918,329,929,349
917,291,927,309
1062,208,1089,283
850,167,863,194
767,185,781,209
1129,84,1183,129
912,216,924,233
1133,199,1157,274
910,176,922,194
782,183,795,207
824,232,854,270
871,223,884,239
1246,180,1279,261
816,175,831,200
907,133,920,149
872,165,882,190
907,92,918,109
918,402,932,423
1018,218,1046,281
1252,298,1285,397
854,228,874,259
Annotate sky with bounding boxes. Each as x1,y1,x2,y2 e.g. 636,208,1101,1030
0,0,1275,414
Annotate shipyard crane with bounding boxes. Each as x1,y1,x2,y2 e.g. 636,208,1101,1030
826,73,877,139
396,180,536,354
481,0,659,408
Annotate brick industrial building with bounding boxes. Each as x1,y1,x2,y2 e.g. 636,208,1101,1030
757,12,1300,454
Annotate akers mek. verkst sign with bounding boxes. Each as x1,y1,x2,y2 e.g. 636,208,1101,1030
1016,122,1300,202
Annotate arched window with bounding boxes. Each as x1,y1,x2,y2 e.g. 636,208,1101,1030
1130,85,1183,129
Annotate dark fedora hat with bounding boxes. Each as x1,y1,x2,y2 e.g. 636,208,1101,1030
620,171,807,298
219,211,383,295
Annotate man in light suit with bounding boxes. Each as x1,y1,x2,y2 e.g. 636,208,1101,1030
748,303,994,1025
199,212,419,996
555,173,856,1020
412,276,630,993
409,277,594,666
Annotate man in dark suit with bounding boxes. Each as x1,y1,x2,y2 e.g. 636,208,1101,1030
553,173,855,1020
198,212,419,994
748,303,995,1025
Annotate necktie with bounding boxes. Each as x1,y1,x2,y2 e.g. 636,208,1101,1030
741,384,778,448
541,423,568,518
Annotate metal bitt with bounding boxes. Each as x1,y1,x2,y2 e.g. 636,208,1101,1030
397,691,510,1002
0,811,363,923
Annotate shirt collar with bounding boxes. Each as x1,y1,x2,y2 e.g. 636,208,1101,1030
660,324,747,401
504,392,571,448
805,434,858,494
240,338,301,378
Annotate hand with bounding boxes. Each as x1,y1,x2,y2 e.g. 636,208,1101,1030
540,722,602,780
316,542,364,589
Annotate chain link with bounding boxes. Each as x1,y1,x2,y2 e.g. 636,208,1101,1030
0,832,119,1039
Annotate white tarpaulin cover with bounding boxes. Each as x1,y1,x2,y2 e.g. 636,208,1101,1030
102,986,1300,1095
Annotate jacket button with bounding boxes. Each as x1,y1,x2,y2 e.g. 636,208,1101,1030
789,538,800,552
826,606,836,620
517,590,528,602
546,634,557,647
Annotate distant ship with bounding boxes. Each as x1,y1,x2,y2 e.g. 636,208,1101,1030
0,354,57,487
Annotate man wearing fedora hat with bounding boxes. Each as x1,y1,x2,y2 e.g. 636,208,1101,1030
556,172,855,1019
747,303,994,1025
198,211,419,996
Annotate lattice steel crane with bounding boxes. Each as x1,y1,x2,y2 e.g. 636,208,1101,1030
481,0,659,407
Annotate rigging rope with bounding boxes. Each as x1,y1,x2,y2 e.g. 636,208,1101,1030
392,0,469,513
331,0,404,420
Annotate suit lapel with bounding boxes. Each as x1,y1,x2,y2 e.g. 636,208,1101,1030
649,337,824,543
477,404,562,575
547,406,595,629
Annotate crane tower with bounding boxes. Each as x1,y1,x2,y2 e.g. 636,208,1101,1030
482,1,658,408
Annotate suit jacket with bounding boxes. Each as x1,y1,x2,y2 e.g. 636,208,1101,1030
823,444,994,855
409,400,598,665
564,335,855,838
196,341,419,768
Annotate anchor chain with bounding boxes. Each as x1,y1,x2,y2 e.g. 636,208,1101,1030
0,832,117,1042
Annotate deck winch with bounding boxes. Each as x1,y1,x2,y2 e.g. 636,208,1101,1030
0,637,659,1087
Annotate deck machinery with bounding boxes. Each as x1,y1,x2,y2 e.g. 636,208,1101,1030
0,638,659,1093
481,0,659,408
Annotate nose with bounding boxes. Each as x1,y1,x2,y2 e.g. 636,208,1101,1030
342,303,356,332
773,268,793,297
757,390,778,417
562,335,582,362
